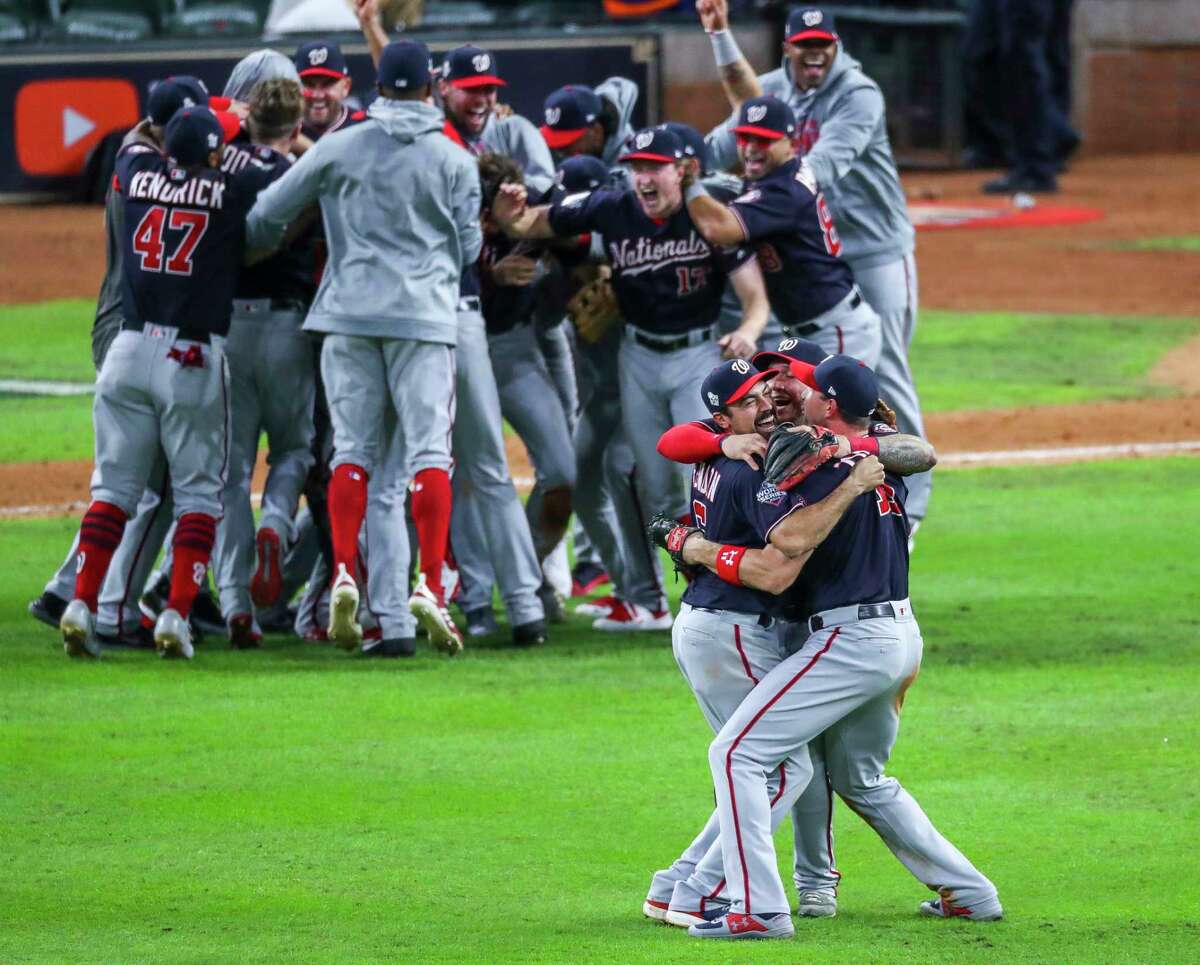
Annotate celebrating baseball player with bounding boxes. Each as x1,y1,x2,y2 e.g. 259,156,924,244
493,124,769,626
662,355,1001,938
247,40,481,657
700,0,933,535
60,105,272,660
539,80,638,168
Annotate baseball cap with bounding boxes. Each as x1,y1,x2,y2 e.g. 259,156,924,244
147,76,209,126
294,40,350,81
556,155,610,194
378,40,433,92
662,121,710,173
441,45,505,89
164,106,225,166
785,6,838,43
619,126,685,165
733,95,797,141
800,354,879,418
540,86,601,150
701,358,777,416
753,336,826,382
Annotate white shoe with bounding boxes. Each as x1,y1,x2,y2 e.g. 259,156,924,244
60,599,101,658
576,594,619,618
328,563,362,652
409,575,463,656
665,878,731,928
154,608,194,660
543,539,572,598
593,600,673,632
797,889,837,918
919,894,1003,921
643,869,677,922
689,911,795,940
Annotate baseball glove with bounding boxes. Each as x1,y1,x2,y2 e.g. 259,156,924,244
648,512,701,576
763,424,842,491
567,276,620,344
871,398,898,429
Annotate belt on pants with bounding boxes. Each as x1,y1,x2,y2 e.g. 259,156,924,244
234,297,307,315
807,598,912,634
628,324,714,353
783,286,862,337
121,320,211,344
458,296,482,313
690,604,775,630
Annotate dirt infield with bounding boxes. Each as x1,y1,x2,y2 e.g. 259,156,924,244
1,153,1196,514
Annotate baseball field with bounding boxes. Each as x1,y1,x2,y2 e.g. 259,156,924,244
2,155,1198,962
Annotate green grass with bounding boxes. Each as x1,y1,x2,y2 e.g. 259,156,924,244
1115,236,1200,252
0,299,96,382
913,309,1200,412
0,394,95,463
1,458,1198,962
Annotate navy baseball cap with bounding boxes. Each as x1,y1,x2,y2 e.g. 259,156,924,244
164,106,224,166
800,354,879,418
378,40,433,92
540,86,601,150
701,358,777,416
662,121,710,173
442,45,505,89
148,76,209,126
753,336,826,381
619,126,685,165
733,96,797,141
556,155,610,194
294,40,350,81
786,6,838,43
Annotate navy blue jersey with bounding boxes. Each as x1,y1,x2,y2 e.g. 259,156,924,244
116,144,273,337
728,157,853,325
222,142,315,304
548,187,753,336
480,231,540,335
769,443,909,622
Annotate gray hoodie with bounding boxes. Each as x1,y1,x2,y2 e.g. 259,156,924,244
474,112,557,195
707,47,914,268
247,98,482,345
223,49,300,103
597,76,639,168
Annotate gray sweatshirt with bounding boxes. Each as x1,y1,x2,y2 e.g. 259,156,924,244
596,76,639,168
707,47,914,268
247,98,482,346
472,112,557,195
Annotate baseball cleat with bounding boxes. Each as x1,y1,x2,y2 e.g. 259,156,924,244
575,594,618,618
361,637,416,659
688,911,795,940
328,564,363,651
512,619,547,647
96,624,155,650
29,590,69,629
138,572,170,623
797,889,837,918
250,528,283,607
463,606,500,638
919,894,1003,921
154,608,195,660
570,561,609,596
666,879,731,928
537,582,567,624
227,613,263,650
60,599,101,659
409,576,463,656
190,585,225,638
642,899,669,922
642,869,678,922
593,600,673,632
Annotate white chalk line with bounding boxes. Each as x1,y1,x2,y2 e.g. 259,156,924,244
0,378,94,396
1,442,1196,520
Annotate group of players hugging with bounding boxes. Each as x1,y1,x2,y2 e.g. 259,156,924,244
26,0,1008,938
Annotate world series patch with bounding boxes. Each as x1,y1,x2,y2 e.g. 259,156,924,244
757,481,786,506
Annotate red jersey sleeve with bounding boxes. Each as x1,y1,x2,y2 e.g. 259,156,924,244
657,421,727,464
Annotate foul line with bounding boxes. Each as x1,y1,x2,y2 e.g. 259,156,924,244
0,378,94,396
1,443,1197,520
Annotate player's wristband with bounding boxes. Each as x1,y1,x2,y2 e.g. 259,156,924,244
684,182,709,204
708,29,743,68
715,545,747,587
849,435,879,456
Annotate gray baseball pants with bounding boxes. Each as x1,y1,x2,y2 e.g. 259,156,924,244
449,307,544,626
853,252,931,525
709,601,999,915
788,285,882,367
212,301,315,620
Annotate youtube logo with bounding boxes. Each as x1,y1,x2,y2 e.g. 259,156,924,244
16,78,140,177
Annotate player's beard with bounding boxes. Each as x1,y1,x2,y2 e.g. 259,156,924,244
772,390,802,425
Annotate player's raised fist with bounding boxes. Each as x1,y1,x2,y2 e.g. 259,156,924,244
718,329,757,360
354,0,380,27
697,0,730,33
492,183,528,226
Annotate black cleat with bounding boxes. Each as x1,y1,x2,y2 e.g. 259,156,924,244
28,591,69,629
190,586,225,637
362,637,416,658
97,624,156,649
512,619,548,647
